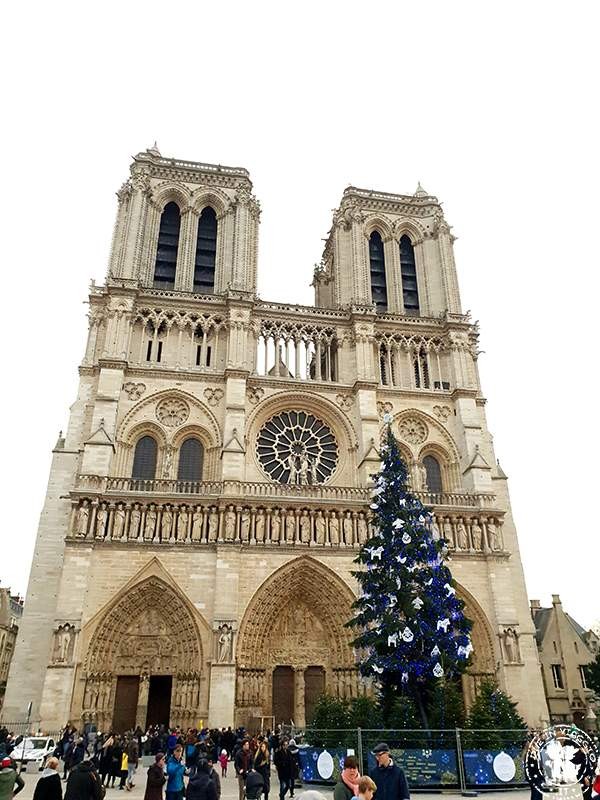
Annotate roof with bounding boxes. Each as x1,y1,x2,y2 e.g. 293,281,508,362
532,605,594,651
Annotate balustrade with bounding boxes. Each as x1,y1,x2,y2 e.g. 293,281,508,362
69,496,505,554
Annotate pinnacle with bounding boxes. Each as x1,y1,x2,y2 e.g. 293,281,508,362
414,181,428,197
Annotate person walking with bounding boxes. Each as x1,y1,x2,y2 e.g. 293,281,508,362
0,757,24,800
64,759,104,800
144,754,166,800
185,761,216,800
333,756,360,800
166,745,186,800
253,741,270,800
273,741,294,800
234,740,252,800
99,736,113,788
33,757,63,800
218,751,228,778
287,742,299,799
370,744,409,800
206,759,221,800
110,739,123,790
126,737,139,790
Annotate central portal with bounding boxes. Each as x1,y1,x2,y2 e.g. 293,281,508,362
146,675,172,728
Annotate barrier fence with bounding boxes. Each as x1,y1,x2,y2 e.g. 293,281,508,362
283,727,532,792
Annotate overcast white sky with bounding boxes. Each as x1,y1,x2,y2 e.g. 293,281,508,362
1,2,598,628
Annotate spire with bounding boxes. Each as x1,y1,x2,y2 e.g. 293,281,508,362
147,142,161,157
414,182,428,198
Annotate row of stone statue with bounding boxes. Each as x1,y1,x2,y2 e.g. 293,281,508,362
72,499,503,552
82,672,203,717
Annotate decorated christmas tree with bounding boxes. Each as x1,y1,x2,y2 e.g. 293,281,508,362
347,423,473,725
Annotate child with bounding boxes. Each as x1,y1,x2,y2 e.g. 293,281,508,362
219,748,228,777
356,776,377,800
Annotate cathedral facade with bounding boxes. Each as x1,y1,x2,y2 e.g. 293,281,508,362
4,147,549,732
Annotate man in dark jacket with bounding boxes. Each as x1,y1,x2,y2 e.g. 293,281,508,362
185,761,216,800
64,760,104,800
370,743,409,800
273,741,294,800
0,756,25,800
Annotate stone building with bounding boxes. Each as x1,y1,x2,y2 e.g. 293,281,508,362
0,587,24,714
4,146,549,732
531,595,598,730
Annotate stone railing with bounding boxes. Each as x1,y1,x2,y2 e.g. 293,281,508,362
73,475,496,510
68,494,506,555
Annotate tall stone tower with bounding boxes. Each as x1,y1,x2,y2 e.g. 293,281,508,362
3,148,549,731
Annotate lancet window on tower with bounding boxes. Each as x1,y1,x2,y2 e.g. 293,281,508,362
177,438,204,483
369,231,388,312
194,207,217,293
153,202,181,289
423,455,443,493
399,235,420,314
132,436,158,480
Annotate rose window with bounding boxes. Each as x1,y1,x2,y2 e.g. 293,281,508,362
156,398,190,427
256,410,338,485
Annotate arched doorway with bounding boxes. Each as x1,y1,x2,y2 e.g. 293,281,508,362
456,585,497,711
236,557,361,727
80,575,205,732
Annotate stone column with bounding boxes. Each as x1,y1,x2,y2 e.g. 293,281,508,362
294,666,306,728
136,674,150,729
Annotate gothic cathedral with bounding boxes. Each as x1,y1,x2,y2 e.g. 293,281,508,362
4,147,549,731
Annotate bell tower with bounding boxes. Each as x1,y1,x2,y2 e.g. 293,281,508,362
108,145,261,295
313,184,461,316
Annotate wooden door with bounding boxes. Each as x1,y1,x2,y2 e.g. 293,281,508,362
304,666,325,724
146,675,172,728
112,676,140,734
272,666,294,725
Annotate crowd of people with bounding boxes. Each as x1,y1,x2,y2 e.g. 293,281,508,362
0,725,415,800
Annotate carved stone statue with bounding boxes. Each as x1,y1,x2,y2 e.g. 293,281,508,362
299,510,311,544
310,458,318,485
299,454,309,485
357,512,368,544
144,504,157,541
95,503,108,539
113,503,126,540
163,446,174,479
315,510,326,545
503,628,520,663
329,511,340,545
162,505,174,542
443,518,454,547
486,519,499,551
271,509,281,543
240,509,251,542
455,520,469,550
75,500,90,537
225,506,236,541
255,509,265,543
217,624,233,663
54,625,73,664
471,519,483,551
343,511,354,546
129,503,141,540
285,510,296,543
178,505,189,541
287,454,298,485
430,517,441,541
192,506,203,541
418,463,428,491
208,507,219,542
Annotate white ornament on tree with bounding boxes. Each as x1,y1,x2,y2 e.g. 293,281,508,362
437,618,450,632
402,533,412,544
431,645,441,656
433,662,444,677
402,627,414,642
412,597,424,610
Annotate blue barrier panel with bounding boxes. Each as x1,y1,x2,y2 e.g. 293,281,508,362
365,749,460,789
463,746,526,787
298,747,347,784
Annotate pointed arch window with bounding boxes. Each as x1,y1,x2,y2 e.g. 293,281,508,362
423,455,443,493
177,437,204,482
399,235,420,314
153,202,181,289
194,207,217,293
369,231,388,312
132,436,157,480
